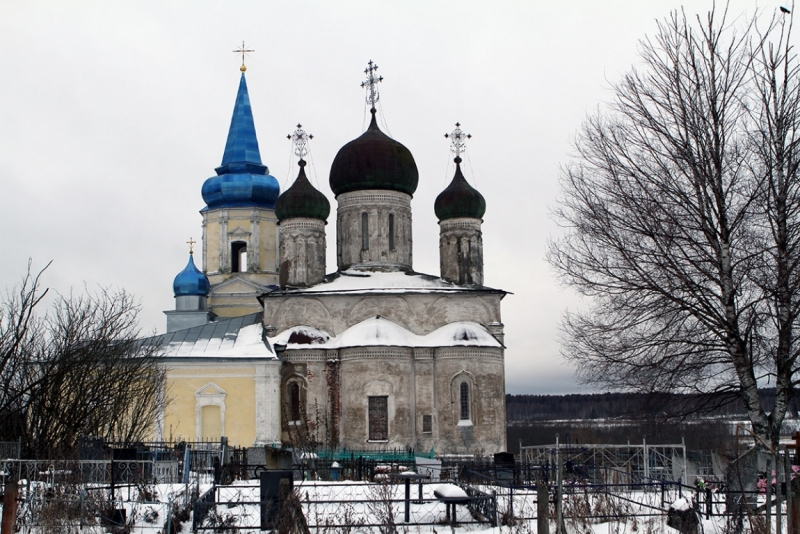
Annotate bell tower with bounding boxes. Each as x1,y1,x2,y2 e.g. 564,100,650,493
200,62,280,317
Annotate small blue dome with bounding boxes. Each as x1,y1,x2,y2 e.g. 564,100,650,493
173,255,210,297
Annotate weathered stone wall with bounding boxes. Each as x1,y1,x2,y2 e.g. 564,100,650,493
282,344,507,454
439,217,483,286
336,189,413,271
278,217,327,287
263,291,503,337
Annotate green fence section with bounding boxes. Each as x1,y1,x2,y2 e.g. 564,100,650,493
313,447,434,462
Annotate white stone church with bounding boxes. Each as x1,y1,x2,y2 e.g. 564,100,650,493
156,62,508,455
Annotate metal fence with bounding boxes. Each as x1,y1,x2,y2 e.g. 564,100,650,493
191,480,497,532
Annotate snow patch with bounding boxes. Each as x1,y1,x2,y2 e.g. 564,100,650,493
271,316,502,350
433,484,468,499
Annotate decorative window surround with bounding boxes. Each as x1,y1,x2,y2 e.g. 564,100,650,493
195,382,226,442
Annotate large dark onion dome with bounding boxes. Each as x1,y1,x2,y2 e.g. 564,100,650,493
329,109,419,196
275,160,331,222
173,254,211,297
434,157,486,220
201,73,280,210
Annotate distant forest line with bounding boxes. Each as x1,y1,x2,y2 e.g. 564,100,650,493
504,390,800,454
506,390,800,422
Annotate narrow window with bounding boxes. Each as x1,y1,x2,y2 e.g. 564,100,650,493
361,213,369,251
231,241,248,272
460,382,470,421
388,213,395,251
422,414,432,433
368,396,388,440
290,383,301,423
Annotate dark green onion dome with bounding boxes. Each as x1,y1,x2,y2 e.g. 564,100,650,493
329,109,419,197
434,157,486,220
275,160,331,222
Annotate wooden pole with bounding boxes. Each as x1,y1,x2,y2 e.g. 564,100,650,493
1,479,18,534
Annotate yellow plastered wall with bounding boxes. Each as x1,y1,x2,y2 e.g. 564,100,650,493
164,363,257,447
202,207,280,317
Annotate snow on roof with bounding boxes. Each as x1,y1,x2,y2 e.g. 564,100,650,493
274,270,503,295
271,316,502,350
335,316,415,347
271,325,331,347
160,313,275,359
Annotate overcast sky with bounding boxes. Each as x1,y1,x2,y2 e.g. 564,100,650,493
0,1,785,395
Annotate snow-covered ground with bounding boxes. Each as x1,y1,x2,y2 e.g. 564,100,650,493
0,478,778,533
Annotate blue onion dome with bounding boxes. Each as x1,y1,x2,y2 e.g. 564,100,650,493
329,109,418,197
173,254,210,297
201,73,280,210
275,160,331,222
434,157,486,220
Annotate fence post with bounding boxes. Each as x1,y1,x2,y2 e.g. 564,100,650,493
404,477,410,523
510,485,514,521
778,452,783,534
706,488,712,519
556,442,563,534
1,475,17,534
537,474,549,534
768,456,773,534
786,451,793,534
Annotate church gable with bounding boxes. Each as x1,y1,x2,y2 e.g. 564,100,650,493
211,275,269,295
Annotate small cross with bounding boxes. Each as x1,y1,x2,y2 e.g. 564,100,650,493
287,124,313,160
233,41,254,72
187,237,196,255
360,60,383,109
445,122,472,159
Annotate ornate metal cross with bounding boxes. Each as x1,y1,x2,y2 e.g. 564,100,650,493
361,60,383,109
445,123,472,158
187,237,196,255
288,124,313,160
233,41,254,71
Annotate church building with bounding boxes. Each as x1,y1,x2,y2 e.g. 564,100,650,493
157,61,508,455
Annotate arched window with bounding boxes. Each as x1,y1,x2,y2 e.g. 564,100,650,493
361,212,370,251
460,382,470,421
231,241,247,272
388,213,395,251
290,382,301,423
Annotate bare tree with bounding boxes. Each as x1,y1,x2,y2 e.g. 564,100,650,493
548,6,800,448
0,262,167,457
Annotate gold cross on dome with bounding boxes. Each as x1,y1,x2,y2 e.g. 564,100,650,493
233,41,254,72
445,122,472,158
187,237,196,255
361,60,383,109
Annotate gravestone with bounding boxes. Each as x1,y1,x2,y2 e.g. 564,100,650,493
260,470,294,530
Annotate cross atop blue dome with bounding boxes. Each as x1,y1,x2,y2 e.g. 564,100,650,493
202,72,280,210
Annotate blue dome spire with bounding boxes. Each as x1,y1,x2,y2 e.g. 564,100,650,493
217,73,264,174
202,72,280,210
173,254,211,297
